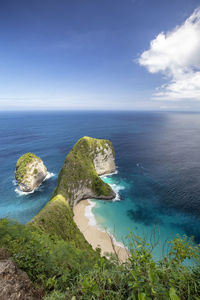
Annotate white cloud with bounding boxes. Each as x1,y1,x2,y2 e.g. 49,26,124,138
138,8,200,100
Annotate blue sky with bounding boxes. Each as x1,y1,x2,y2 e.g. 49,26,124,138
0,0,200,111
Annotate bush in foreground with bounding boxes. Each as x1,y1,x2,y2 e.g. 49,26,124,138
0,218,200,299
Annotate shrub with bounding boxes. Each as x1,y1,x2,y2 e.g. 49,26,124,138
0,219,99,291
66,232,200,300
43,290,66,300
0,218,200,299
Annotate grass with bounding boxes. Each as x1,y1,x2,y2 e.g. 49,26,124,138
0,218,100,293
32,194,91,250
15,152,41,184
0,218,200,299
31,137,116,248
53,136,115,206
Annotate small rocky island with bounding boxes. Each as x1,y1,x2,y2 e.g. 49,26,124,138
15,153,47,192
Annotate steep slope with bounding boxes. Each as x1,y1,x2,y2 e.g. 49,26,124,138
32,194,91,249
53,136,116,206
32,136,116,245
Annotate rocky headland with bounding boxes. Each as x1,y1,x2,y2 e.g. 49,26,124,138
53,136,116,206
1,136,198,300
32,136,117,241
15,153,47,192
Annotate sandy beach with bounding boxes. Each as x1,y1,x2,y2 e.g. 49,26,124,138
73,200,129,262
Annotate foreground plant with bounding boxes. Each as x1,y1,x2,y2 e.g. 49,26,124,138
0,218,200,299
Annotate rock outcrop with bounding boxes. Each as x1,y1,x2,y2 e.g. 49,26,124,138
0,248,42,300
93,143,116,175
53,136,116,206
32,137,116,239
15,153,47,192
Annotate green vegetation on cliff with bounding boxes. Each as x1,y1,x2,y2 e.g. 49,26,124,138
53,136,115,205
31,136,115,247
1,137,200,299
15,152,41,183
32,194,91,249
1,219,200,299
0,218,100,294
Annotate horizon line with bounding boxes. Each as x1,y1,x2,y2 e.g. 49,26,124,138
0,109,200,113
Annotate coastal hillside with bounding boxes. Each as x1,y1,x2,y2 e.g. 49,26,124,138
0,136,200,299
53,136,116,206
32,136,116,244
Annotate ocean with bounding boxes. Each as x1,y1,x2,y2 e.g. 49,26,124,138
1,110,200,259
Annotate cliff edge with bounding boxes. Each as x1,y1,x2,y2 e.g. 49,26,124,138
32,137,116,241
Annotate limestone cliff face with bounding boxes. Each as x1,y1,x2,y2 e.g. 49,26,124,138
93,145,116,176
53,136,116,206
15,153,47,192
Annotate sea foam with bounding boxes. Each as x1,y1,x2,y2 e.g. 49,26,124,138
85,200,97,226
14,171,55,196
100,169,118,178
85,200,126,248
44,172,55,180
101,169,125,202
84,169,126,247
110,183,125,201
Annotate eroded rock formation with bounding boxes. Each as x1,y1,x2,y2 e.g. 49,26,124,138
15,153,47,192
53,136,116,206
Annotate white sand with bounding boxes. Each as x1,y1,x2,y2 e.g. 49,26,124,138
73,200,129,262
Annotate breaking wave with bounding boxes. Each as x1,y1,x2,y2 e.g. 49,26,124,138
13,171,56,196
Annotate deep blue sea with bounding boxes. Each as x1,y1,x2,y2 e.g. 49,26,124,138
1,111,200,259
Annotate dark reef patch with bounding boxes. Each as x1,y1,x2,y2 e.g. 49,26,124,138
127,205,163,226
170,220,200,244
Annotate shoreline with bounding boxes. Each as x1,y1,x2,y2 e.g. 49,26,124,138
14,171,55,196
73,199,129,262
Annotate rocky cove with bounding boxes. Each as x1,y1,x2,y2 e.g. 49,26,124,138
1,132,200,299
31,136,117,236
0,137,119,299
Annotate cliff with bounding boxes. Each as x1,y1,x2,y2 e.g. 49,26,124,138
32,136,116,241
32,194,91,248
2,137,199,300
15,153,47,192
53,136,116,206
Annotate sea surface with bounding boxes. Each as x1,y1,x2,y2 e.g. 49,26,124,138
1,111,200,259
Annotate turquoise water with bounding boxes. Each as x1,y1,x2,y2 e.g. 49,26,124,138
1,111,200,259
92,173,187,259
